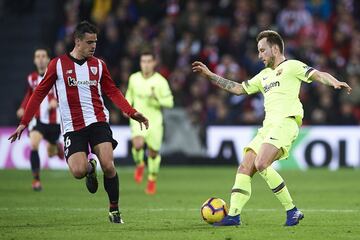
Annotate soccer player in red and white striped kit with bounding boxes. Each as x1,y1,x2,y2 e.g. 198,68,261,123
17,47,63,191
9,21,149,224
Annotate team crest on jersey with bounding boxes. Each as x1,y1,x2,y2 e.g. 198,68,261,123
276,68,283,76
90,67,97,75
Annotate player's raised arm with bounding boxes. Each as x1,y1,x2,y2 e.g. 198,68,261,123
192,61,246,95
310,70,352,94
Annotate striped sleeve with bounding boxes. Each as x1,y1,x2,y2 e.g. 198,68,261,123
294,60,316,83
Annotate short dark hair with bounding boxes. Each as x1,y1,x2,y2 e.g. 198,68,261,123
34,46,51,58
74,21,98,39
140,49,155,59
256,30,284,53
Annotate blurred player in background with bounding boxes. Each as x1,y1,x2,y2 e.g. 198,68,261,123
16,48,63,191
192,30,351,227
126,51,174,195
9,21,149,223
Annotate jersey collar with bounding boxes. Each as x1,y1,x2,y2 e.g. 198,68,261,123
67,52,87,65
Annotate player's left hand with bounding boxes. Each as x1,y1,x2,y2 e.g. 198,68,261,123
131,112,149,130
333,81,352,94
8,124,26,143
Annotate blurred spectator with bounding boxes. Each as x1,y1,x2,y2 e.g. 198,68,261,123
278,0,313,38
52,0,359,127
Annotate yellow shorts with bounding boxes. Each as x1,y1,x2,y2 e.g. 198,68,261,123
243,117,299,160
130,123,163,151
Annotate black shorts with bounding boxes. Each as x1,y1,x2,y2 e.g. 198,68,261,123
63,122,118,160
32,121,61,144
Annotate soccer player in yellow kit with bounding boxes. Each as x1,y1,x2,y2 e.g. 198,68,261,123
126,51,174,194
192,30,351,226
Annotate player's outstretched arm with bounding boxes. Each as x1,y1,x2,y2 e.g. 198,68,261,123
192,61,246,95
8,124,26,143
310,70,352,94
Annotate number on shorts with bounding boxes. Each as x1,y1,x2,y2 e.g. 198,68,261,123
65,136,71,148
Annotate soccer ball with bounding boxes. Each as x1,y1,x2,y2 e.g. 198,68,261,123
201,197,228,224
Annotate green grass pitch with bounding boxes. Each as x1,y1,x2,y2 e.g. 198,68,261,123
0,167,359,240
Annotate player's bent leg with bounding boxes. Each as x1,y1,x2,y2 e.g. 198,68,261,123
56,142,65,160
255,143,303,226
93,142,116,177
29,130,43,150
215,150,257,227
93,142,123,224
47,142,65,160
67,152,89,179
29,130,43,191
132,136,145,165
131,136,145,183
47,143,58,157
146,148,160,195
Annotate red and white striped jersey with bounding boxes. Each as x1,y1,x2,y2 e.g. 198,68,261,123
21,54,137,134
20,71,60,125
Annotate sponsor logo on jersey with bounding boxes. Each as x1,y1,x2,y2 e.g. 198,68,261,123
67,77,97,86
276,68,283,76
264,81,280,93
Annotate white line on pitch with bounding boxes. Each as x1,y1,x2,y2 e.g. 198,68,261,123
0,207,358,213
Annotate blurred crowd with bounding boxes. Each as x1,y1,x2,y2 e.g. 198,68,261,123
54,0,360,127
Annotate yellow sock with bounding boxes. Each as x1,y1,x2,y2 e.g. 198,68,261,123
148,155,161,180
131,147,144,166
228,173,252,216
259,166,295,211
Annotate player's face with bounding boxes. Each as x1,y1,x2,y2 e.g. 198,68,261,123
140,55,156,74
258,38,275,68
76,33,97,58
33,49,50,71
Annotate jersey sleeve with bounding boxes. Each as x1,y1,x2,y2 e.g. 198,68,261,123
241,71,263,94
150,76,174,108
20,59,58,126
293,60,316,83
100,61,137,116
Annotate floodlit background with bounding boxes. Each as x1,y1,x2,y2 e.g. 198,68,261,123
0,1,359,239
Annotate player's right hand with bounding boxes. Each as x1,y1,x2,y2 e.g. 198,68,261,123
131,112,149,130
16,108,24,119
192,61,212,77
8,124,26,143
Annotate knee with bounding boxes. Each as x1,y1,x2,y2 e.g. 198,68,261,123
148,150,158,159
70,167,87,179
133,143,143,151
238,163,255,176
30,141,39,150
47,145,57,157
102,162,116,177
132,137,144,150
254,160,269,172
238,163,248,173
